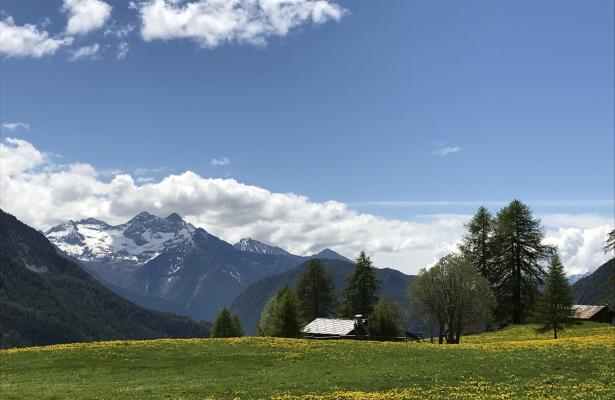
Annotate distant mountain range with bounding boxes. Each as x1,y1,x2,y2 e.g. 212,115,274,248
0,209,209,348
6,207,609,347
45,212,352,321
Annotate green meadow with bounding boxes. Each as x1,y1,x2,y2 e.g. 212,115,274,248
1,322,613,400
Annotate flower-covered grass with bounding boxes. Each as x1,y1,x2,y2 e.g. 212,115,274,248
1,322,613,399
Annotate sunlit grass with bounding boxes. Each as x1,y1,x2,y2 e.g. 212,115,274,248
1,322,613,399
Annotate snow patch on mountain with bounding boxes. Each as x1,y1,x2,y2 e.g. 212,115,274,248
233,237,290,256
45,212,197,265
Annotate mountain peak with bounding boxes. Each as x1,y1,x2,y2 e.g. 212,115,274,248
129,211,159,223
45,211,197,265
76,217,110,227
313,248,352,263
165,213,183,223
233,238,290,256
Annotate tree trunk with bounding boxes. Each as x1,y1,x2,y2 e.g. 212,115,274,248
513,264,521,324
438,322,444,344
513,215,522,324
553,325,557,339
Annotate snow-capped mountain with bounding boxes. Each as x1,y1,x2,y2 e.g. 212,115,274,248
233,238,291,256
46,212,197,265
45,211,353,322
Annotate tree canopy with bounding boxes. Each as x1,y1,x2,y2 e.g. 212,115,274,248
258,286,302,338
296,259,335,323
212,308,243,338
491,200,553,324
367,297,404,338
459,206,496,284
534,253,576,339
342,251,380,317
408,254,494,344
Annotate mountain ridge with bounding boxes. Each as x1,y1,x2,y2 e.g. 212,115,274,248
45,212,355,321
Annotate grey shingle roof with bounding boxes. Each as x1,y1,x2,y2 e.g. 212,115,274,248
301,318,356,336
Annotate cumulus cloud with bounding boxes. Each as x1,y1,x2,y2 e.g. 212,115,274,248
68,43,101,61
0,138,45,176
135,0,346,48
0,17,72,58
211,156,230,166
1,137,612,275
63,0,112,35
1,122,30,132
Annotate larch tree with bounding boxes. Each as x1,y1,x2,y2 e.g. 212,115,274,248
491,200,553,324
459,206,496,283
342,251,380,317
296,259,335,323
534,253,576,339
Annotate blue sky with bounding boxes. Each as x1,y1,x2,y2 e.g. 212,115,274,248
1,0,613,274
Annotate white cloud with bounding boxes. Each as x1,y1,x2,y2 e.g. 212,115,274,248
136,176,157,184
69,43,100,61
349,200,615,209
136,0,345,48
0,17,72,58
63,0,112,35
1,122,30,132
116,41,129,59
545,225,613,275
211,156,230,166
433,145,461,157
0,138,46,176
1,137,612,276
104,23,136,38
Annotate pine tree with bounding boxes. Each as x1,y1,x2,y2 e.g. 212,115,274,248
212,308,243,338
271,286,301,338
342,251,380,317
492,200,553,324
296,259,335,323
459,207,495,283
534,254,576,339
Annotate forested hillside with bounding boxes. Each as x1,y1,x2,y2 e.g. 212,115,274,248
571,259,614,306
0,209,209,348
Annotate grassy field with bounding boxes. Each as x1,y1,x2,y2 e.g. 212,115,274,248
1,322,614,399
